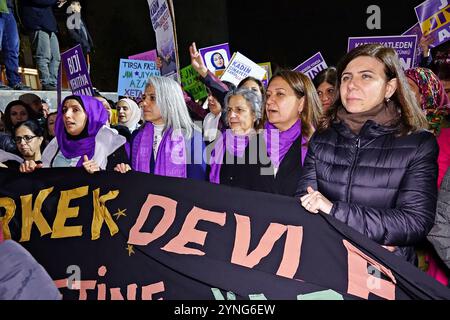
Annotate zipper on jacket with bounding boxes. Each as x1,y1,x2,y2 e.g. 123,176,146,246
346,137,360,203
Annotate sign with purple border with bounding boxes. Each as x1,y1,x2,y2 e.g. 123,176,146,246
347,35,418,69
293,52,328,80
61,44,94,96
415,0,450,47
128,49,158,62
403,23,426,67
199,43,231,73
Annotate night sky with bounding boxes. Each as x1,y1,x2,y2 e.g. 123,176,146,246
54,0,426,91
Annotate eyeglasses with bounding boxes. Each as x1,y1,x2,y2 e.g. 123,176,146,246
14,135,37,144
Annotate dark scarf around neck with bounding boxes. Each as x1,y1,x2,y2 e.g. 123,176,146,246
336,100,400,134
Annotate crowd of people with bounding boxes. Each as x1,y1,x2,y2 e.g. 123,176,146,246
1,11,450,297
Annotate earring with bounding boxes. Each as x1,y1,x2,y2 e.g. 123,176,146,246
385,97,391,103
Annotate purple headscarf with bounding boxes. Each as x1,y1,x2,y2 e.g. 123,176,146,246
55,95,108,167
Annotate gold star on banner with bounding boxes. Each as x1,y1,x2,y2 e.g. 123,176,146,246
113,208,127,220
126,244,135,256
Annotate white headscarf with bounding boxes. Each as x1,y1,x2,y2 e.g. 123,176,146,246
118,98,141,132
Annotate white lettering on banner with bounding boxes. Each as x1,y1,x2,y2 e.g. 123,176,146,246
67,54,82,75
439,0,448,10
399,58,412,69
305,64,327,79
439,27,450,42
69,74,89,89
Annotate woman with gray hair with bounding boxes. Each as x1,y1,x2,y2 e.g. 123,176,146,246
115,76,206,180
209,87,265,188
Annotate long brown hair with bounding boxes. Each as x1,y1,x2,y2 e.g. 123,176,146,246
319,44,429,135
267,70,322,141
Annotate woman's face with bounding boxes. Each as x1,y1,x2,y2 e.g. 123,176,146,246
213,53,224,68
47,113,57,137
207,94,222,116
227,95,256,135
317,81,335,110
117,101,133,124
62,99,87,136
240,80,262,98
142,85,164,125
10,105,29,126
266,77,304,131
340,56,397,113
15,125,43,160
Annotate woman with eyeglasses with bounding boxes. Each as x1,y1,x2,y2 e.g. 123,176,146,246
20,95,128,174
14,120,45,164
115,76,206,180
0,100,37,154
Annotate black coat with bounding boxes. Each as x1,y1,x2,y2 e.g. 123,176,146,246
19,0,58,33
295,120,439,263
66,17,93,55
219,133,304,196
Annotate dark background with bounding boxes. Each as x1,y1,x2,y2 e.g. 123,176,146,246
52,0,425,91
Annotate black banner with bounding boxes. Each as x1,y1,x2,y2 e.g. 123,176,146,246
0,168,449,300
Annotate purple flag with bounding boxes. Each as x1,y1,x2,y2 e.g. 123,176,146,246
60,44,94,96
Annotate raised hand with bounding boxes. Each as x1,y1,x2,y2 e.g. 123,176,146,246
189,42,208,78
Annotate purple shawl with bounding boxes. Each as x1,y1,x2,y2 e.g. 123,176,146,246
264,120,307,168
131,122,187,178
55,95,108,167
209,131,250,184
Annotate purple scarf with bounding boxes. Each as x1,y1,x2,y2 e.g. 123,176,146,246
131,122,187,178
55,95,108,167
209,131,250,184
264,120,307,168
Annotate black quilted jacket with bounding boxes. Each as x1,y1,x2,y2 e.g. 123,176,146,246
295,119,439,263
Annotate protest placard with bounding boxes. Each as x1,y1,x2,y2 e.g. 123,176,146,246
129,49,158,62
147,0,178,80
180,65,208,101
199,43,231,74
60,44,94,96
258,62,272,87
348,35,418,69
415,0,450,47
117,59,161,98
293,52,328,80
220,52,266,86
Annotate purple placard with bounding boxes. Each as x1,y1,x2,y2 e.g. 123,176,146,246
128,49,157,61
348,35,417,69
403,23,426,67
415,0,450,47
199,43,231,73
61,44,94,96
293,52,328,80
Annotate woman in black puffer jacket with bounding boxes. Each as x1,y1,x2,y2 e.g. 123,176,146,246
296,44,438,264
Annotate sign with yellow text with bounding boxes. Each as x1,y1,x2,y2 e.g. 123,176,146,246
0,168,448,300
